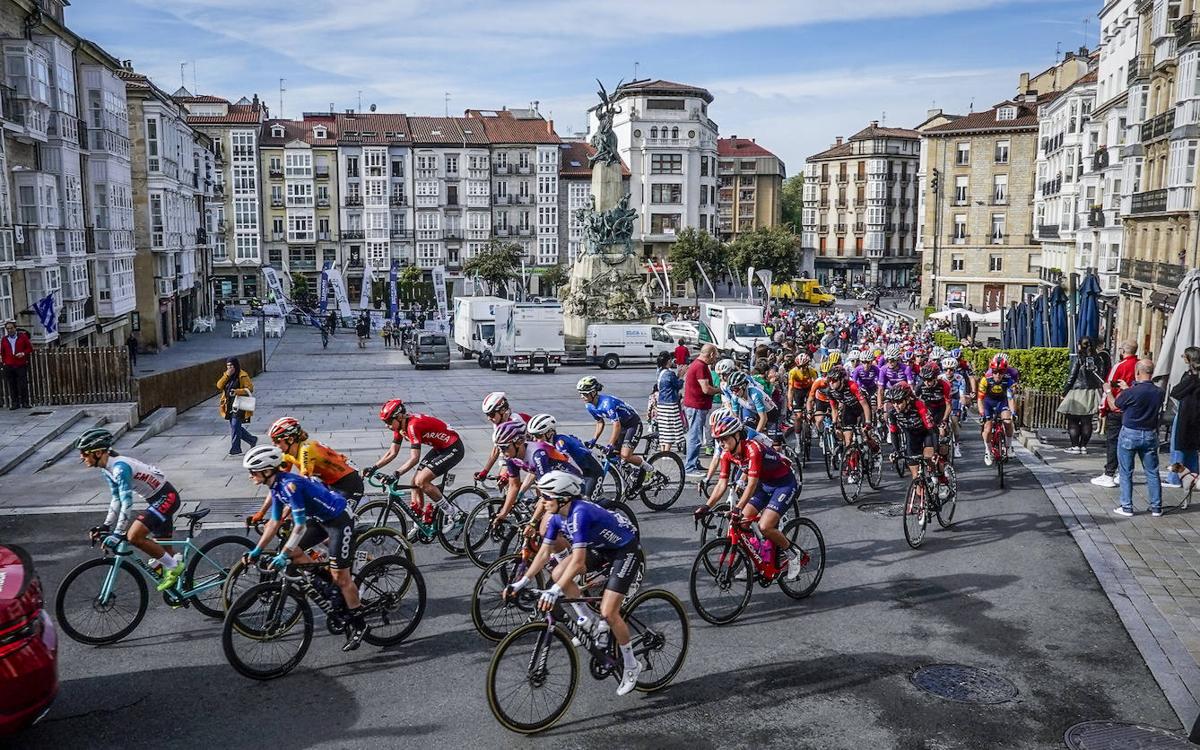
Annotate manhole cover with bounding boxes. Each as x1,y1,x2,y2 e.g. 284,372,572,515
858,501,905,517
909,664,1017,704
1064,721,1193,749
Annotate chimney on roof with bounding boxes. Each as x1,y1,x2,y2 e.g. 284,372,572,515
252,94,259,107
835,136,843,147
1018,72,1030,96
121,59,133,71
546,119,554,135
927,108,943,119
870,120,879,128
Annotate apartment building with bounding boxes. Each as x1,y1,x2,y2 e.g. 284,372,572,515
122,67,214,350
176,89,266,301
1033,70,1099,288
802,122,921,288
1115,0,1199,356
600,79,720,282
558,139,630,264
716,136,785,243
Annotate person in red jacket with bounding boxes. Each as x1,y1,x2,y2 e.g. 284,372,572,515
1,320,33,409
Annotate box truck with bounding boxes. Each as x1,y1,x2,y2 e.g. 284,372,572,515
481,301,565,373
700,302,770,358
452,295,505,359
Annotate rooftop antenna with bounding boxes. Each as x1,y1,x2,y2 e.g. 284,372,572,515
634,61,639,79
279,78,286,119
881,110,887,125
444,92,450,117
969,97,975,113
180,61,187,89
1055,41,1062,62
1083,17,1091,47
357,90,362,112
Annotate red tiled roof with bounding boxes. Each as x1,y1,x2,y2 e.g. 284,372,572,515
186,103,264,125
806,143,854,162
848,123,921,141
177,94,229,104
559,141,630,177
407,116,489,146
717,137,776,158
260,116,340,146
614,78,714,103
115,69,150,89
924,95,1055,135
333,113,411,144
463,109,561,144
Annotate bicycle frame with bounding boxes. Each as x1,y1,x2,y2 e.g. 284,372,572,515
99,537,218,604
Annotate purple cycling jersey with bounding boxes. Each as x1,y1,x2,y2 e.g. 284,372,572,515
851,363,879,394
878,363,908,392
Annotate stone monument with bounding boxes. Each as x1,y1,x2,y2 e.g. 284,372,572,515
561,79,652,345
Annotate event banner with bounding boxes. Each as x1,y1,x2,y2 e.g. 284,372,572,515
388,259,399,320
359,260,374,310
318,261,331,315
431,264,449,321
325,267,354,318
261,267,289,314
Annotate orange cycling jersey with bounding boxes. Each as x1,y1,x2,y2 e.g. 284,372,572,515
283,439,355,484
807,377,832,403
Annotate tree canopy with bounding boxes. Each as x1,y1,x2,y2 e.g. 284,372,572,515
462,240,524,296
728,225,802,280
667,227,726,298
780,174,804,232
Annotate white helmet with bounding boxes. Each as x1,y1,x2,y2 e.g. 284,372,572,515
527,413,557,437
482,391,508,415
715,358,736,376
536,470,584,500
243,445,284,471
940,356,958,371
846,349,861,363
492,419,527,447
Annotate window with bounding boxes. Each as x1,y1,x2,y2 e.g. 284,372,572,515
994,140,1010,164
1168,140,1198,187
650,153,683,174
701,158,709,177
446,155,458,175
951,254,964,271
993,174,1008,204
271,124,285,138
954,176,968,204
272,217,284,236
953,214,967,242
284,151,312,178
646,98,685,110
955,142,970,166
650,214,681,234
989,254,1003,272
651,183,682,203
391,160,404,178
991,213,1006,243
997,106,1017,121
345,156,359,178
0,273,11,323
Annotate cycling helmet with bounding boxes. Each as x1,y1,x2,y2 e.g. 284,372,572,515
482,391,509,415
919,362,939,380
846,350,861,364
900,351,914,363
827,364,847,381
990,353,1009,370
931,346,946,360
950,347,962,359
941,356,958,371
379,399,406,422
884,384,914,402
492,419,527,448
724,371,749,389
526,413,557,437
794,353,811,367
715,358,737,376
75,428,114,452
885,345,901,360
576,376,601,394
269,416,303,442
243,445,284,471
707,407,735,429
710,414,745,440
536,470,584,501
825,351,842,365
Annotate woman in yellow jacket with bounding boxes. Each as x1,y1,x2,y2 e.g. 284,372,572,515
218,356,258,455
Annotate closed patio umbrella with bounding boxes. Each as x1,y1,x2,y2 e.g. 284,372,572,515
1048,285,1069,347
1076,272,1102,344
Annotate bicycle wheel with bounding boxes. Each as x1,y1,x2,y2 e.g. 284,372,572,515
222,582,312,681
903,480,928,549
464,499,518,569
487,622,578,735
471,554,546,642
354,498,410,537
938,464,958,528
593,464,626,506
606,500,641,533
354,527,414,571
639,451,684,511
439,487,488,555
697,512,731,570
866,447,884,489
221,557,276,612
996,447,1006,488
55,558,148,645
623,589,689,692
839,448,864,505
822,435,836,480
357,555,426,647
689,539,753,625
184,535,253,618
778,517,826,599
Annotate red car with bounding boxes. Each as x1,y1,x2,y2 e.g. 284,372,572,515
0,544,57,735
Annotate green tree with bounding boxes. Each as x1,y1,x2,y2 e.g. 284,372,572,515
780,174,804,231
667,227,726,301
290,274,311,306
728,225,801,281
398,265,423,301
539,263,570,296
463,240,524,297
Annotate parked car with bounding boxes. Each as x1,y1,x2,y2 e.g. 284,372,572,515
663,320,702,347
0,544,57,736
409,331,451,370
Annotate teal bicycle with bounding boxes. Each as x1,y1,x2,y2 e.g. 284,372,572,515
55,508,252,645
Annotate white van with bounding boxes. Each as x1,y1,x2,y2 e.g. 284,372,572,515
586,324,676,369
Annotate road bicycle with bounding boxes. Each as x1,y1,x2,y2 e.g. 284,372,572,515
55,508,251,644
901,454,958,549
695,470,803,561
485,585,688,734
784,408,813,466
839,424,882,504
984,414,1010,488
592,443,684,512
358,471,488,555
689,509,825,625
221,553,425,680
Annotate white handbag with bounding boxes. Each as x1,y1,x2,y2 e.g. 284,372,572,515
232,394,256,412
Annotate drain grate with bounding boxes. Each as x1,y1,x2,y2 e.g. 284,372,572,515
29,410,52,416
909,664,1017,704
1063,721,1193,749
858,501,905,517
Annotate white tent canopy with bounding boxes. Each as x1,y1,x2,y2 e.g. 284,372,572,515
1153,269,1200,392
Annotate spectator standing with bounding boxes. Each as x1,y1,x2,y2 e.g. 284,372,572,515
1167,346,1200,487
327,310,338,335
126,333,138,367
217,357,257,456
673,339,689,367
1,320,32,409
355,312,370,349
654,351,686,452
1092,339,1139,488
1057,337,1106,454
1111,359,1165,517
683,343,719,475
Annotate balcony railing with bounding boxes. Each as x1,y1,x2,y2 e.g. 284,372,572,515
1177,15,1200,48
854,223,866,233
1129,188,1169,214
317,232,333,242
344,196,363,207
390,195,408,206
271,232,284,241
834,224,847,234
269,168,283,179
317,198,330,208
493,164,513,175
1037,224,1060,239
1140,108,1176,143
342,229,365,240
836,175,848,183
391,229,413,240
1128,53,1153,85
271,198,284,207
197,228,208,245
155,277,175,297
315,166,330,179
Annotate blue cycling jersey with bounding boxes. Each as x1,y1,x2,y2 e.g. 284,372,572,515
268,471,347,526
506,440,581,478
586,393,640,426
555,434,603,474
544,499,638,551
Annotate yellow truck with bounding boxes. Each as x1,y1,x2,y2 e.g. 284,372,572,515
770,279,836,306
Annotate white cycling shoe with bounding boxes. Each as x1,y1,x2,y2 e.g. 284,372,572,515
617,660,643,696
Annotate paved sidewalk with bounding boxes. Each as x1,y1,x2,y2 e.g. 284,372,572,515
131,319,284,377
1017,430,1200,730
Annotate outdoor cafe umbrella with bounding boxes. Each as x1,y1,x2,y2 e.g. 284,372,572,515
1048,285,1069,347
1015,300,1030,349
1001,305,1014,349
1153,269,1200,392
1030,294,1047,348
1076,272,1102,344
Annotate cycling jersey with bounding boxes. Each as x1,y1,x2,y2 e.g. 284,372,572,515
507,439,581,478
887,400,934,432
268,470,348,526
555,434,603,475
851,363,879,395
788,366,818,394
808,377,832,403
586,393,640,426
101,455,170,534
826,380,866,408
919,378,951,408
718,438,794,483
977,371,1016,400
284,439,355,484
394,414,460,449
730,383,776,421
878,364,908,392
544,499,638,551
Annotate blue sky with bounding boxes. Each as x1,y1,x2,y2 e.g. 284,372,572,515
70,0,1098,173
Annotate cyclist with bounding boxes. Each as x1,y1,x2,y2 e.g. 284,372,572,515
365,399,463,525
475,392,532,482
713,358,738,411
850,349,880,407
504,471,644,696
724,370,777,433
527,413,607,500
883,384,937,480
786,353,818,437
242,445,367,651
76,428,183,593
805,360,836,438
977,356,1018,466
942,357,968,458
824,365,875,451
492,418,581,525
254,417,363,525
877,346,908,414
693,414,806,581
577,376,648,486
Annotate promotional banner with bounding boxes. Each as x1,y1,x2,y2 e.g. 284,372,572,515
359,260,374,310
695,260,716,300
318,261,331,315
261,267,289,314
324,267,354,319
746,266,756,301
431,264,449,321
755,269,774,313
388,259,399,320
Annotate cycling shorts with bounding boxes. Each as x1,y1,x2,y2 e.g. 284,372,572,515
899,428,937,456
837,402,865,429
134,482,181,537
924,402,948,428
580,473,600,500
331,472,365,504
297,510,356,570
811,400,831,415
616,419,644,448
980,397,1010,421
748,478,798,516
418,439,465,476
589,542,643,596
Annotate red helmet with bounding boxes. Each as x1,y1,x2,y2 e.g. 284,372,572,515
379,399,406,422
990,353,1009,370
269,416,303,441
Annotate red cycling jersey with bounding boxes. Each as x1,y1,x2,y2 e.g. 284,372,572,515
393,414,459,449
718,438,794,483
